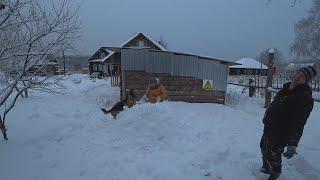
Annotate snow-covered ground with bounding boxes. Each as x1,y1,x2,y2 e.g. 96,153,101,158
0,74,319,180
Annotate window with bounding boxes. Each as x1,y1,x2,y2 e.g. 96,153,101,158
98,64,103,71
101,52,106,59
138,40,145,47
92,64,97,71
229,69,235,75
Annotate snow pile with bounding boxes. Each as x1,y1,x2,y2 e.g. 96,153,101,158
0,75,319,180
87,101,265,180
231,58,268,69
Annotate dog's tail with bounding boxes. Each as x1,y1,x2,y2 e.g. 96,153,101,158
101,108,111,115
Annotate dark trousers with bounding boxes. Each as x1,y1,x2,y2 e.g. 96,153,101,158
260,134,285,175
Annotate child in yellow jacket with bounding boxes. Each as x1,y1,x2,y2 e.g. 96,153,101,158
140,77,167,103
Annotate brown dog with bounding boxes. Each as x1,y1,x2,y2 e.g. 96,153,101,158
101,89,137,119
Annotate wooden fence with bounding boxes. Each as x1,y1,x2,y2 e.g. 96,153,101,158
229,75,320,103
111,75,120,87
267,87,320,103
230,75,320,92
272,75,320,91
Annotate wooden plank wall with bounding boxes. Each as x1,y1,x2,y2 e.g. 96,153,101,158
123,71,226,104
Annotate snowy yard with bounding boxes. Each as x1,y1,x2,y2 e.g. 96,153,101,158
0,74,319,180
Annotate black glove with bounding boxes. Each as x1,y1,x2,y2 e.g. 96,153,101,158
283,146,297,159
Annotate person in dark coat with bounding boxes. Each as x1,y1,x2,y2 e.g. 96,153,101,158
260,66,317,180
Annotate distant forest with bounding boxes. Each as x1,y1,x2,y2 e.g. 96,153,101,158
53,55,90,73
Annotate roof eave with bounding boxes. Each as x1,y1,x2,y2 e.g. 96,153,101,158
120,32,167,51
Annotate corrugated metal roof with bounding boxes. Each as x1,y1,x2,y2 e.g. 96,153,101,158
106,47,238,66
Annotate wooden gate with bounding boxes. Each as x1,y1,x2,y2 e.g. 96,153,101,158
111,65,121,87
111,75,120,87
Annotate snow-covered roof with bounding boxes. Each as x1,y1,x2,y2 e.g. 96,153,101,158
104,49,115,61
149,49,238,66
230,58,268,70
89,48,115,63
120,32,167,51
89,59,104,63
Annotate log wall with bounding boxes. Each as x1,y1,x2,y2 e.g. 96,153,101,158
123,71,226,104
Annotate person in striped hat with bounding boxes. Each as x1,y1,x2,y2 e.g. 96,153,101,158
297,66,318,84
259,66,317,180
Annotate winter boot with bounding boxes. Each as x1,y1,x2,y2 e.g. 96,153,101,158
260,161,270,174
268,173,280,180
260,167,270,174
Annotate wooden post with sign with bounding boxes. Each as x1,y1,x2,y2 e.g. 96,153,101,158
265,48,275,108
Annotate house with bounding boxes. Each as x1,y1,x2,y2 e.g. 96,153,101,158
27,60,59,76
88,33,166,77
87,48,121,77
120,48,238,104
229,58,268,76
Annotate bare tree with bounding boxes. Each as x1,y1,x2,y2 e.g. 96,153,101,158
158,35,168,50
0,0,81,140
257,48,286,74
267,0,301,7
291,0,320,61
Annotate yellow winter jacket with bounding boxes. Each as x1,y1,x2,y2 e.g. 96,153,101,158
146,84,167,103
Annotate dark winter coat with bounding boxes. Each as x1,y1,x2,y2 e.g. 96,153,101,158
263,82,314,147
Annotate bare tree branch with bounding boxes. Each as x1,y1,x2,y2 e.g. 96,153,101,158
291,0,320,61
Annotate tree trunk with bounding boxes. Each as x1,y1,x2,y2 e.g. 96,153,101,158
15,86,25,98
24,90,28,98
22,81,28,98
0,121,8,141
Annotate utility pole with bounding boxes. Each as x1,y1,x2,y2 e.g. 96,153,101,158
260,56,263,76
265,48,275,108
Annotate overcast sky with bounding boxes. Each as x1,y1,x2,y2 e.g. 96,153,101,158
77,0,312,61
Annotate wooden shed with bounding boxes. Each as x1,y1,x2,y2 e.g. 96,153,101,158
120,48,238,104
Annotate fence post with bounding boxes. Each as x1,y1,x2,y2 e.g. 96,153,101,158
111,75,113,86
249,78,255,97
265,48,275,108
